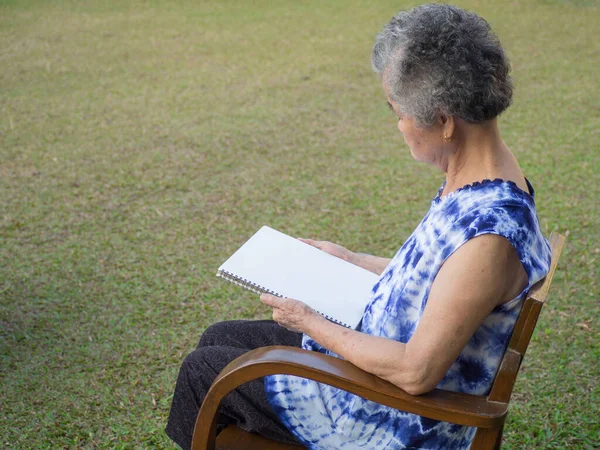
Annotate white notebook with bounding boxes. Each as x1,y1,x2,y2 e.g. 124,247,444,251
216,226,379,329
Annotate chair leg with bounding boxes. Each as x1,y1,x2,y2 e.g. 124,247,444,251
493,424,504,450
470,426,503,450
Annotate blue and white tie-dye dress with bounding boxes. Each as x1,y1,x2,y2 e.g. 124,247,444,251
265,178,552,450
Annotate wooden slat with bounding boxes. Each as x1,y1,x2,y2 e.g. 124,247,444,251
488,349,522,403
216,426,304,450
506,297,533,353
528,232,566,303
511,300,543,357
508,232,565,356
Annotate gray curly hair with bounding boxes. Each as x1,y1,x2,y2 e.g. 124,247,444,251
372,4,513,127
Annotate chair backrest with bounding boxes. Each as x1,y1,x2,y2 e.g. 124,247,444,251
487,232,566,404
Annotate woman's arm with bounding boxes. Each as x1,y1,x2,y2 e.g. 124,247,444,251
298,238,391,275
353,252,393,275
261,234,527,395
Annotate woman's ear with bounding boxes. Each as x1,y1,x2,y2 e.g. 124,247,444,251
441,114,455,141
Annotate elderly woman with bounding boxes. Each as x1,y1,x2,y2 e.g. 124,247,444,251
166,4,552,450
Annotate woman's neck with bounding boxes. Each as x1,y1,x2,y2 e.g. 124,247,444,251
442,120,526,196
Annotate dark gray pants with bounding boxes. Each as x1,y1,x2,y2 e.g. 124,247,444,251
165,320,302,450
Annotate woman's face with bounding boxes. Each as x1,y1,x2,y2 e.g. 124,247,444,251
383,82,446,167
395,111,442,164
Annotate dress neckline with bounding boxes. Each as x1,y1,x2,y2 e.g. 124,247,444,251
433,178,535,204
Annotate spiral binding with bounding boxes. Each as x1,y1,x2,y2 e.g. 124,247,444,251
216,269,281,297
216,269,349,328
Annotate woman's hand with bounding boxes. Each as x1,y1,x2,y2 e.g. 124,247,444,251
298,238,357,264
299,238,391,275
260,294,320,333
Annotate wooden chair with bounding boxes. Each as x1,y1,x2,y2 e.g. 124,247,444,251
192,232,566,450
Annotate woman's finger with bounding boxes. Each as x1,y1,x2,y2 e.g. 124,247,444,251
298,238,321,248
260,293,281,306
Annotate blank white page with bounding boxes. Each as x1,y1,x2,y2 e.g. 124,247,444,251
217,226,379,329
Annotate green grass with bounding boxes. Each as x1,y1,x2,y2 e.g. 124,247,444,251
1,0,598,448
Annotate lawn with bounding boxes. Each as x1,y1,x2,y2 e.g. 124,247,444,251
1,0,598,448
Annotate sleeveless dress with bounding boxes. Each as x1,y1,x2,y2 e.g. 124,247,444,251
265,179,552,450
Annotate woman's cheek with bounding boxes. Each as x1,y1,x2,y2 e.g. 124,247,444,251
409,139,426,160
407,135,419,149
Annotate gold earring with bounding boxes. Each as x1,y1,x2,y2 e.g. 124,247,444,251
444,134,452,142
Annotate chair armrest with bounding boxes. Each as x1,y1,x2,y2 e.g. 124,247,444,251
191,346,508,450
